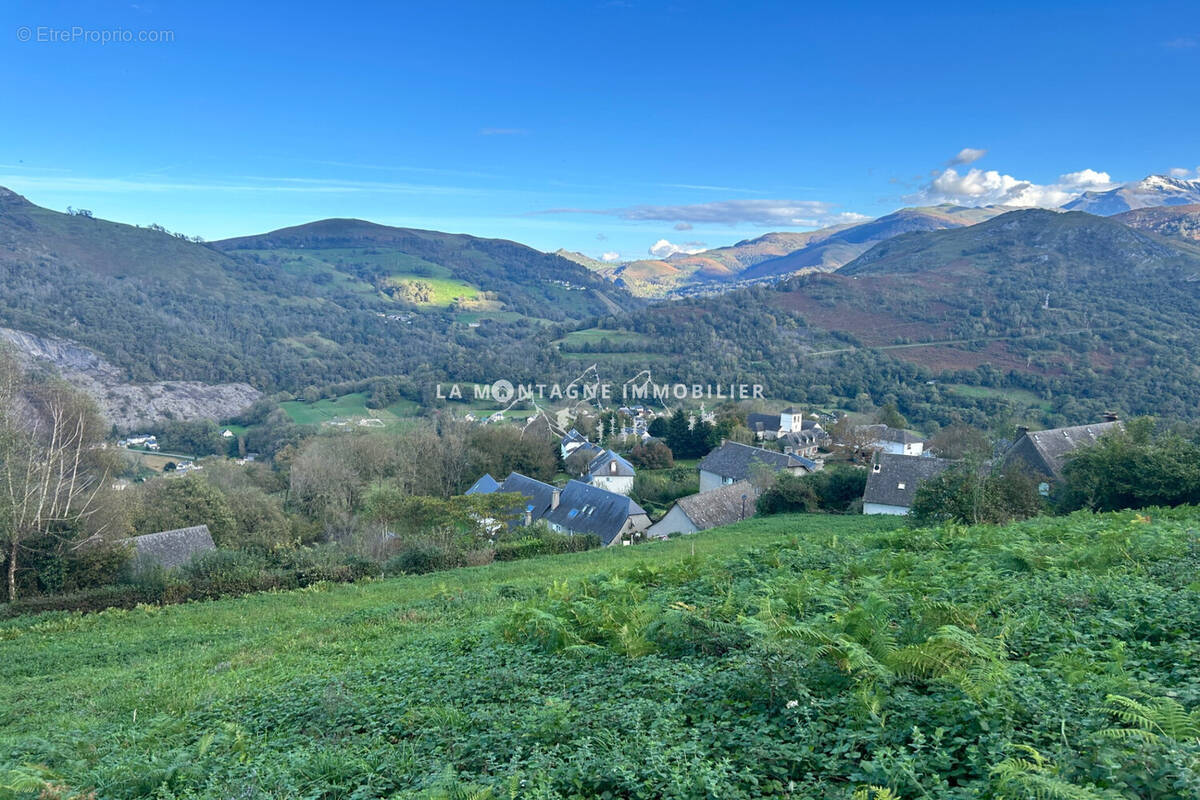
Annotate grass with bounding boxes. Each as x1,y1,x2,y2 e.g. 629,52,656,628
555,327,652,349
385,273,479,306
279,392,420,427
944,382,1052,410
3,510,1199,798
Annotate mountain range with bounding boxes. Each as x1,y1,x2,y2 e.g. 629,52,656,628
1061,175,1200,215
582,175,1200,298
6,178,1200,429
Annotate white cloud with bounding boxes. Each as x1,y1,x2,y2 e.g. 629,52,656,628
1058,169,1114,189
1169,166,1200,179
908,161,1117,208
949,148,987,166
649,239,707,258
600,251,621,262
673,221,694,231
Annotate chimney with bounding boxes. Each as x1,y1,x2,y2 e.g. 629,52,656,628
720,438,727,447
551,489,561,511
1016,425,1029,437
523,510,532,527
1102,411,1119,423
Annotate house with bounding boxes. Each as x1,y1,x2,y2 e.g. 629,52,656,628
564,441,605,473
221,429,235,438
584,449,636,495
1001,417,1122,494
862,453,952,515
467,471,561,526
543,479,651,546
125,525,216,569
647,480,757,538
698,441,819,492
560,428,590,459
862,425,925,456
779,428,828,459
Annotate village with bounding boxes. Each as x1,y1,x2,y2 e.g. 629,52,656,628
453,404,1125,547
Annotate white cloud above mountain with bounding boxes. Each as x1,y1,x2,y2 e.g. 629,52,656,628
600,251,621,262
648,239,707,258
908,158,1117,208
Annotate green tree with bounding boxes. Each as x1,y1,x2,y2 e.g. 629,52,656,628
910,462,1043,526
876,401,908,430
1057,418,1200,512
131,476,237,547
756,474,818,515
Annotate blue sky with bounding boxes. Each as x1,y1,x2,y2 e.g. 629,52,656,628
2,1,1198,261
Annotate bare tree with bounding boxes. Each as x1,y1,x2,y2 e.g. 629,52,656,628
0,354,114,602
829,415,878,464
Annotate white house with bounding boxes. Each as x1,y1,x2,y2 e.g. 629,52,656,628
861,453,951,515
584,449,636,496
863,425,925,456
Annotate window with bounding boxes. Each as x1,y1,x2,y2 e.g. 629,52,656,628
897,482,905,490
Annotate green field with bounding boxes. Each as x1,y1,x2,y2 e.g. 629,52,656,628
555,327,653,350
3,509,1199,798
385,272,480,307
944,383,1053,411
280,392,421,427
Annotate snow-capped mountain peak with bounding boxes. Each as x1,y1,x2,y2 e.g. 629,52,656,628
1063,174,1200,215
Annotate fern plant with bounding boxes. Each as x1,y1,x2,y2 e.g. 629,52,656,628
1099,694,1200,743
990,745,1108,800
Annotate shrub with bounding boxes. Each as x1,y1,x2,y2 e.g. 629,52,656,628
384,542,459,575
628,440,674,470
181,549,270,596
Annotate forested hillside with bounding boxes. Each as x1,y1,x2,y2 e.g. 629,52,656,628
0,189,629,394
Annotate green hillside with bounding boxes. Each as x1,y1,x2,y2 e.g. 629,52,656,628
214,218,631,321
0,189,631,394
3,510,1198,798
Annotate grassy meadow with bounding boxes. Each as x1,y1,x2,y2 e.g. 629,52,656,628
2,511,1199,798
280,393,421,427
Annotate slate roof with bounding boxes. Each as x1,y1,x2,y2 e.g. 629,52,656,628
543,479,647,545
865,425,924,445
561,429,587,446
862,454,952,509
698,441,817,481
126,525,216,570
1003,421,1122,479
747,412,782,434
497,472,560,520
465,473,501,495
587,449,636,479
466,471,559,522
674,480,757,530
781,429,827,448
